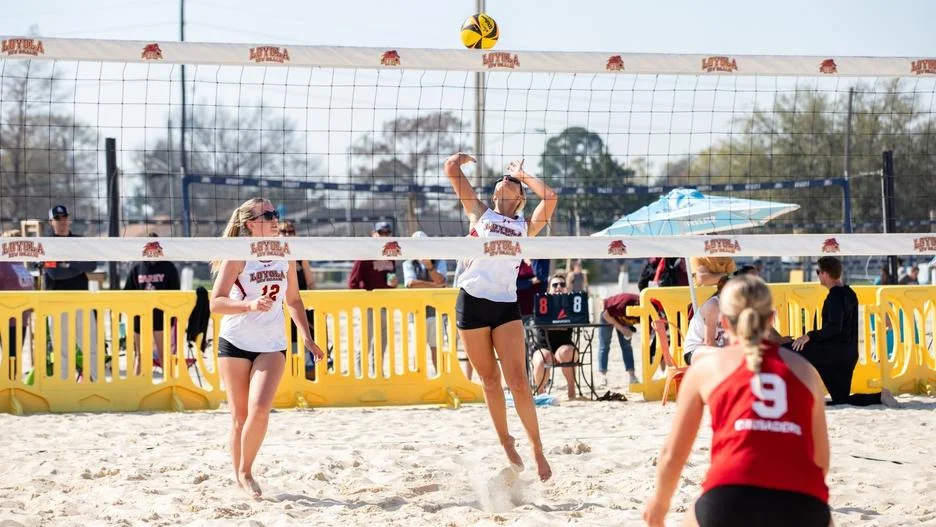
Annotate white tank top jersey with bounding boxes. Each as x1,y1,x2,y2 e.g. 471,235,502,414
218,259,289,352
683,295,725,356
457,208,527,303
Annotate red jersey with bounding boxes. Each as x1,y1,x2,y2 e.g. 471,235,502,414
702,343,828,503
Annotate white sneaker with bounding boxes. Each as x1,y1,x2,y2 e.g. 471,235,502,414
597,373,608,388
627,371,639,385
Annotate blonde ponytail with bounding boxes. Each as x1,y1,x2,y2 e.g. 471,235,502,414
719,275,774,395
211,197,267,274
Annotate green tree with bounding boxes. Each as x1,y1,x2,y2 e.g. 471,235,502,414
540,127,640,234
665,81,936,233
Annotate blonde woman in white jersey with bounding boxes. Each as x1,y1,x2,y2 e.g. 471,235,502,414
210,198,324,498
444,152,558,482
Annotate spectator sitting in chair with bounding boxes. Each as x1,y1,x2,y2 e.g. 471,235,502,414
530,274,579,399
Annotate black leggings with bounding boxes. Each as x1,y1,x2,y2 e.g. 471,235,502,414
696,485,830,527
795,346,882,406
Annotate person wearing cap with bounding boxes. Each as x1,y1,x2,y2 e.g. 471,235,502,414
347,221,398,290
403,231,448,372
347,221,399,377
42,205,98,290
43,205,101,381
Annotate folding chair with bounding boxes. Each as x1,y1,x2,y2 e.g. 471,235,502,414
654,318,687,406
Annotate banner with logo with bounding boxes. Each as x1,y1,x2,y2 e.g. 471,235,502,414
2,36,933,77
1,234,935,262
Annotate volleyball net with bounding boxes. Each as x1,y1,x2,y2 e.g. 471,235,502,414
1,36,935,262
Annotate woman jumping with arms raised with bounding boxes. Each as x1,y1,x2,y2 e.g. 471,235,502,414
445,153,558,482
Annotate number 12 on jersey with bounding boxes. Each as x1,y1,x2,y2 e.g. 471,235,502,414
261,284,280,301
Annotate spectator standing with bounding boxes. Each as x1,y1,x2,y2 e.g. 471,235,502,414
347,221,398,376
123,233,180,373
403,230,447,372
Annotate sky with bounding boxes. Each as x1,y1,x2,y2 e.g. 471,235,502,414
1,0,934,225
2,0,932,57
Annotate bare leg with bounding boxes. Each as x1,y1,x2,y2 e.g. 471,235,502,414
555,345,577,399
133,333,142,375
531,349,551,394
461,327,523,470
492,321,552,482
238,352,286,498
153,330,165,367
219,357,252,491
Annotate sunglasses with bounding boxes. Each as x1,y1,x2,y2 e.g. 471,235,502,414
550,282,567,288
51,215,68,220
279,229,296,235
502,174,522,186
252,210,279,221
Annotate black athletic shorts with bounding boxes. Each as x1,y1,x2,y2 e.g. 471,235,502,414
218,337,286,362
695,485,830,527
455,289,522,330
533,327,575,351
133,308,166,333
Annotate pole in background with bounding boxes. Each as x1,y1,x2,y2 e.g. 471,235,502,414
472,0,486,189
179,0,189,235
881,150,898,282
842,87,854,233
106,138,120,290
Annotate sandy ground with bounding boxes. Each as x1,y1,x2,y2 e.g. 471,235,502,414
1,373,934,527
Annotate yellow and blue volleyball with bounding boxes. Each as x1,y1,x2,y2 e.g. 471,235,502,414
460,13,499,49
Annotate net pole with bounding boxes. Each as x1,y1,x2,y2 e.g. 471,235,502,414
843,87,855,233
181,173,191,237
882,150,899,281
106,137,119,290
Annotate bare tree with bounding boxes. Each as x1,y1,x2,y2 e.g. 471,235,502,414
137,104,318,235
0,51,99,232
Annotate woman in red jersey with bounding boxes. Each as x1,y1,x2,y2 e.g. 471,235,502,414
645,275,831,527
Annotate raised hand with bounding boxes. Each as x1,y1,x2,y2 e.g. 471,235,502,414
447,152,477,166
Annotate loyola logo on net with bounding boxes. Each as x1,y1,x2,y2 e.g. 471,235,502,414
250,240,291,258
821,238,841,253
382,241,402,258
819,59,838,74
701,56,737,73
913,236,936,253
249,46,290,64
380,50,401,66
606,55,625,72
1,38,44,57
703,238,741,254
483,240,521,257
482,52,519,70
141,43,164,60
607,240,628,255
142,241,165,258
1,240,45,259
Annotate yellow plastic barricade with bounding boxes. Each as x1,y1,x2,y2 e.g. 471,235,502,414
269,289,483,409
626,283,898,402
875,286,936,395
0,291,222,415
625,286,713,401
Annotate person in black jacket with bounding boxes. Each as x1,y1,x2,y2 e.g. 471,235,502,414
42,205,98,290
42,205,101,380
790,256,898,407
124,233,180,372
